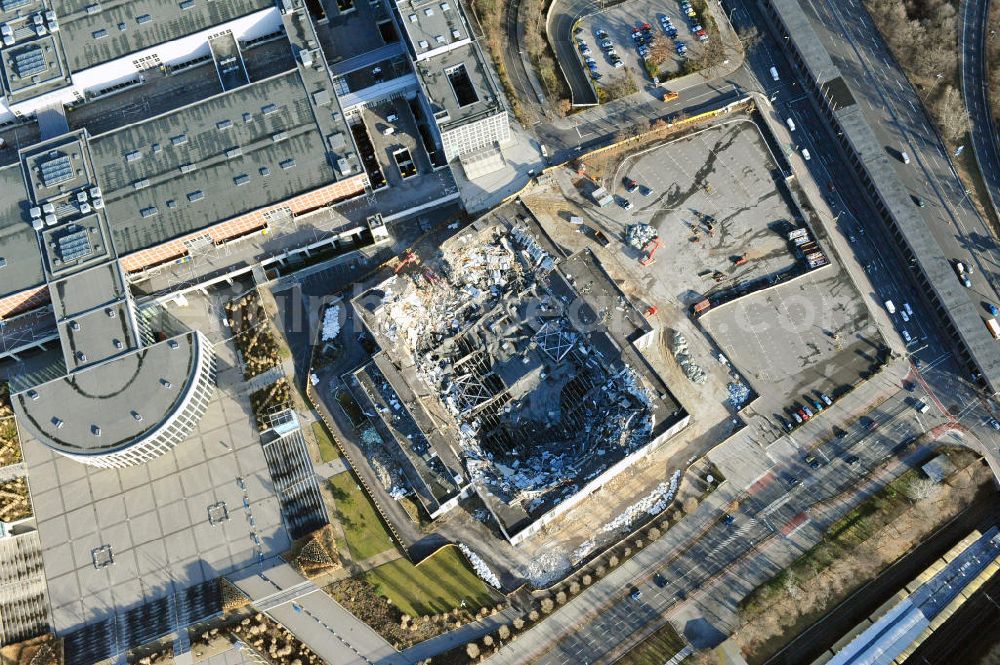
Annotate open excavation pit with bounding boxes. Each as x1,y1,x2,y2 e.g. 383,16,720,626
356,205,689,543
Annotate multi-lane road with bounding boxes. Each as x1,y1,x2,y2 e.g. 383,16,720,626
961,0,1000,217
488,382,941,664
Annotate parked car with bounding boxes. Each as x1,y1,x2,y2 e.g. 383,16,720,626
653,573,667,588
902,329,912,343
844,455,860,467
904,302,914,316
821,393,833,406
804,454,820,469
802,405,814,418
989,418,1000,431
629,587,642,601
722,514,736,526
612,57,624,68
580,45,592,56
595,28,608,39
797,408,809,422
813,400,823,413
901,310,910,322
987,303,999,317
600,38,614,48
792,411,803,424
623,176,639,193
618,196,633,210
639,184,653,196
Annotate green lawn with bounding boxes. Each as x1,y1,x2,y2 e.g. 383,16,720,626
616,621,686,665
328,472,397,561
365,545,496,617
311,420,339,463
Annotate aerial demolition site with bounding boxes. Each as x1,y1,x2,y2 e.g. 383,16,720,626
356,207,689,543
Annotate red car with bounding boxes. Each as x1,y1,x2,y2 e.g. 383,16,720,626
798,408,810,421
622,177,639,193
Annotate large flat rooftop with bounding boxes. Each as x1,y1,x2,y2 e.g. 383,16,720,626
414,42,503,130
0,163,44,302
56,0,272,74
87,68,346,254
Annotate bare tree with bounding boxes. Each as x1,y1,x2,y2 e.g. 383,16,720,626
904,476,941,501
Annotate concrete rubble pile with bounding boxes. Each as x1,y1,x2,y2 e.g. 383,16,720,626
727,381,751,408
626,224,658,250
373,219,657,517
359,426,409,498
601,470,681,533
671,330,707,385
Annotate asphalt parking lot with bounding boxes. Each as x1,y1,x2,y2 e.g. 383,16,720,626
701,265,884,424
613,121,798,299
574,0,709,90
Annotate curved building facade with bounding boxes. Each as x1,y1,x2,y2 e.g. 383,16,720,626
12,331,216,469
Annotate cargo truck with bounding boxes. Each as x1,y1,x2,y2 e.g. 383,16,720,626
987,318,1000,339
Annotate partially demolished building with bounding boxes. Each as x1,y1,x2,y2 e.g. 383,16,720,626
355,204,689,544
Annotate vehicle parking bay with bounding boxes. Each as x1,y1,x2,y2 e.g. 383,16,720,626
573,0,709,91
701,267,885,425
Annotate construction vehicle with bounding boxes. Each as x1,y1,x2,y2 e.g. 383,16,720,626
639,236,662,266
987,318,1000,339
732,253,748,266
394,249,419,274
662,89,679,102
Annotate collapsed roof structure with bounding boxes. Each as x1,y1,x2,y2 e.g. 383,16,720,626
355,204,689,543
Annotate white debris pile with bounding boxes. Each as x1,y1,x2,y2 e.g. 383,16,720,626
600,470,682,534
522,549,571,587
321,305,343,342
625,224,657,250
671,331,706,385
572,539,596,562
309,373,319,386
459,544,502,590
727,381,751,408
358,427,410,498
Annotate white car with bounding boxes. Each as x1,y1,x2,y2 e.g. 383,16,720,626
903,302,913,316
901,329,912,343
802,148,811,161
884,300,896,314
900,310,909,322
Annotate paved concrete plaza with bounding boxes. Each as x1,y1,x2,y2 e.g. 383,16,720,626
21,329,289,639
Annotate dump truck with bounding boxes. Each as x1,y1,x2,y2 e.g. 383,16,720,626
662,89,679,102
987,318,1000,339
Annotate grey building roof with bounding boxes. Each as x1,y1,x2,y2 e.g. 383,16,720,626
86,68,346,255
0,33,72,104
414,42,503,130
0,164,44,301
13,332,200,455
47,261,127,321
767,0,840,84
393,0,470,60
56,0,273,73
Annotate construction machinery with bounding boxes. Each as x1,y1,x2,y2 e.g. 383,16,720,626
639,236,662,266
394,249,420,274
